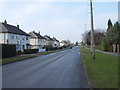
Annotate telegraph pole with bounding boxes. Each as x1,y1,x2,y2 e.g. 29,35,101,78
90,0,95,60
85,24,87,31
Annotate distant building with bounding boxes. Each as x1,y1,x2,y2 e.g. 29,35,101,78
29,31,46,49
52,37,60,47
60,40,71,47
0,20,30,51
44,35,54,47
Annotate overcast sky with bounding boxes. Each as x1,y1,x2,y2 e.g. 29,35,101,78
0,0,118,43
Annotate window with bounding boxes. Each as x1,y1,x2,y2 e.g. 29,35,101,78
26,37,28,40
11,34,14,39
22,45,25,50
22,37,25,40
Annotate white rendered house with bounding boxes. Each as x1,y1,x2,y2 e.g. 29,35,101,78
44,35,54,47
29,31,46,49
52,37,60,47
0,20,30,51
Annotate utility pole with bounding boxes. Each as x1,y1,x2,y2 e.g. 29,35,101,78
85,24,87,31
90,0,95,60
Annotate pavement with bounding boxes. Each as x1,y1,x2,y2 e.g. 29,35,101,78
2,46,90,88
95,49,120,56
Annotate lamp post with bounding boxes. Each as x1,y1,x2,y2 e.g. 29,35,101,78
90,0,95,60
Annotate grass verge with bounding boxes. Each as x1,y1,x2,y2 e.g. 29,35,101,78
1,55,37,65
80,47,118,88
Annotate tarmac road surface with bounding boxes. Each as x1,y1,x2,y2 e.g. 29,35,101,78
2,46,90,88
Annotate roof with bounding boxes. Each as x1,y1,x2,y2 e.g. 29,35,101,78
44,35,54,41
0,22,29,36
52,37,59,42
61,40,68,44
29,31,46,39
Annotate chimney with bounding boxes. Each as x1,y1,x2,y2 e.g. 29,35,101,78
4,20,7,24
38,31,40,35
17,25,19,29
33,30,35,33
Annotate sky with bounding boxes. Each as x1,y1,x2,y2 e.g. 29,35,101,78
0,0,119,43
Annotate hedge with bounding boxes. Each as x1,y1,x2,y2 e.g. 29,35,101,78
46,46,58,51
16,50,23,55
24,49,39,54
2,44,16,58
100,42,109,52
45,46,70,51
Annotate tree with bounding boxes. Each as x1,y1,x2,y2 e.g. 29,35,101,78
106,21,120,45
107,19,113,31
75,42,78,46
94,30,105,46
82,29,105,46
82,31,91,46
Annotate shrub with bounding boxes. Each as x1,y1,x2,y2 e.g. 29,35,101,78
46,46,58,51
58,47,63,49
101,42,108,51
16,50,22,55
2,44,16,58
24,49,39,54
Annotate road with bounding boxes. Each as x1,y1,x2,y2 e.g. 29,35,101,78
2,47,90,88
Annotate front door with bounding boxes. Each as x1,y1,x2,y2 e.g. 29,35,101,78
22,45,25,50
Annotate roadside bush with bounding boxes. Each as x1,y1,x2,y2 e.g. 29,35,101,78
24,49,39,54
101,42,108,51
16,50,23,55
86,45,90,48
2,44,16,58
58,47,63,49
46,46,58,51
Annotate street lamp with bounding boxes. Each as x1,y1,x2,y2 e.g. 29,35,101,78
90,0,95,60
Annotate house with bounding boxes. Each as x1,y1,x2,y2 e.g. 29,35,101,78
60,40,67,47
29,31,46,49
0,20,30,51
60,40,71,47
52,37,60,47
44,35,54,47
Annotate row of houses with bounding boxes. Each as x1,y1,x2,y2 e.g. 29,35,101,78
0,20,70,51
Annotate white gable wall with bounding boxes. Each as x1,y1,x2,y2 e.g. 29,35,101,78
30,38,46,49
0,32,30,51
0,33,8,44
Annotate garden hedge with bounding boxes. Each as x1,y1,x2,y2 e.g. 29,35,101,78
24,49,39,54
46,46,58,51
2,44,16,58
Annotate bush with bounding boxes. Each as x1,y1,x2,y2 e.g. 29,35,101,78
101,42,108,51
46,46,58,51
24,49,39,54
58,47,63,49
16,50,23,55
2,44,16,58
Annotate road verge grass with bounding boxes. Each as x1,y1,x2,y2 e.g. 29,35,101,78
80,47,118,88
1,55,37,65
